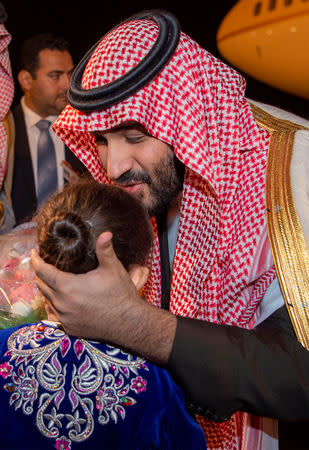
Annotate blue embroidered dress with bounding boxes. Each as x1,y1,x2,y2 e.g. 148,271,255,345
0,321,206,449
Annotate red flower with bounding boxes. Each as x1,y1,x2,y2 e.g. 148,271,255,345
131,376,147,394
0,362,13,379
55,436,71,450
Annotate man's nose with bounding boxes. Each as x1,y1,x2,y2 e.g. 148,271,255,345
105,143,134,181
61,74,71,90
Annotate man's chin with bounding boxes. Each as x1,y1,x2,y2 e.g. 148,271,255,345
146,199,170,218
56,101,68,113
145,190,181,218
132,191,158,217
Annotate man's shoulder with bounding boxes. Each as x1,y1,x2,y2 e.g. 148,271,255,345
11,102,25,123
248,99,309,129
12,102,22,114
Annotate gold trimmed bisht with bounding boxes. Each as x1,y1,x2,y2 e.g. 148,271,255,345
252,103,309,350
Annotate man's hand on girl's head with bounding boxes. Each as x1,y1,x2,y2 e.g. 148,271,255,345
30,231,176,364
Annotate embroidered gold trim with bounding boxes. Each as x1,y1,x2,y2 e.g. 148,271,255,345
251,103,309,349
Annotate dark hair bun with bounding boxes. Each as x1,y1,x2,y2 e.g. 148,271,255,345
40,211,98,274
48,212,90,254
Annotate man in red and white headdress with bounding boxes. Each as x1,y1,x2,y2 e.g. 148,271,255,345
0,2,15,233
32,10,309,450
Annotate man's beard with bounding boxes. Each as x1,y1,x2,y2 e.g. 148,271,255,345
115,152,185,218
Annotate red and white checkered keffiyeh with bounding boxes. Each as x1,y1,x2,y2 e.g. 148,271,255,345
54,19,277,450
0,23,14,188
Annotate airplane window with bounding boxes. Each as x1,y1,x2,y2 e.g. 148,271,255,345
268,0,276,10
254,1,262,15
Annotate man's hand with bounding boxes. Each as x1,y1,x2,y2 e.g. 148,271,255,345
31,232,177,364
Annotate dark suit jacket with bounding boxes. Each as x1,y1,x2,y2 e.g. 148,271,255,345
11,104,86,225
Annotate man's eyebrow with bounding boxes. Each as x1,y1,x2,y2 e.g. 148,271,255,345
92,122,149,135
92,130,104,137
121,121,142,129
112,121,148,131
47,70,65,75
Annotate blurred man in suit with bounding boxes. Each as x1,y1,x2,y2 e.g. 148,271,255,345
11,33,86,225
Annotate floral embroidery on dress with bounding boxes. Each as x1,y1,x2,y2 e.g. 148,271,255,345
0,361,13,378
55,435,71,450
131,376,147,394
1,322,148,448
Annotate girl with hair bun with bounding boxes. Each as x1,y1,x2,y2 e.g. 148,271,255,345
0,178,206,449
38,178,153,274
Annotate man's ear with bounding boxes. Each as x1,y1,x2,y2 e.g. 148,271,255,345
17,70,33,91
129,265,149,291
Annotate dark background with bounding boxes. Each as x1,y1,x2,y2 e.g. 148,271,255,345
3,0,308,118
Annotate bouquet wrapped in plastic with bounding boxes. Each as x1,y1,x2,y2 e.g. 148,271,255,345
0,223,47,329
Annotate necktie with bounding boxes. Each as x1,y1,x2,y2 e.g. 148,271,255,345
36,119,58,206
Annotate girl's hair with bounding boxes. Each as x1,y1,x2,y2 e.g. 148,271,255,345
37,178,153,273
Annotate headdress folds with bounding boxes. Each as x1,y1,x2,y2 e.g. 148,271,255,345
68,11,180,112
0,19,13,188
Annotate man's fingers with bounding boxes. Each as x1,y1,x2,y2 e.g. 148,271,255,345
31,249,66,289
45,300,58,319
34,274,56,304
95,231,119,267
